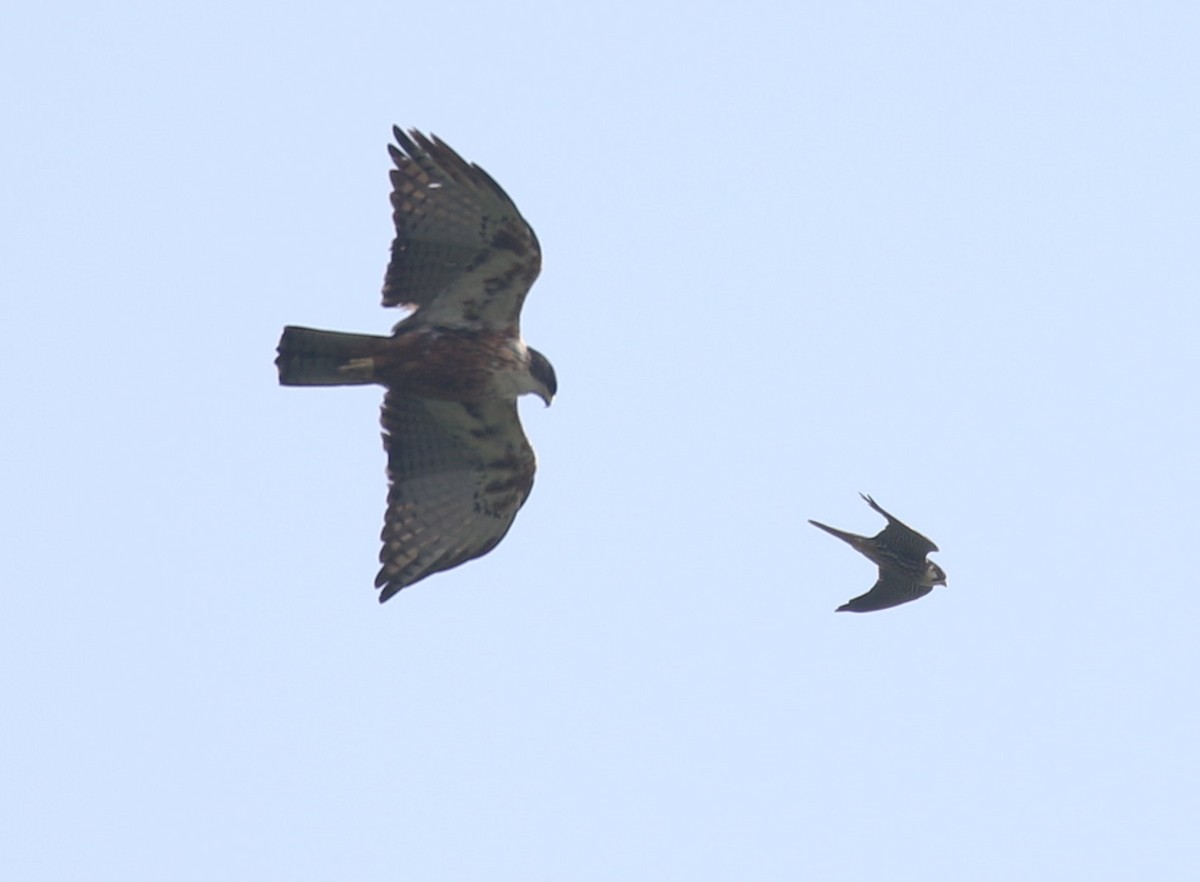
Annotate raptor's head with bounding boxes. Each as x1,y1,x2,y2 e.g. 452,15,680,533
926,561,948,588
528,347,557,407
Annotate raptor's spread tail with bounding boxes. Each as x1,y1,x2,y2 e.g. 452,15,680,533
276,326,387,386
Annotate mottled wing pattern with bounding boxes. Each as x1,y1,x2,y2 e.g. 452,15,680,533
383,128,542,331
862,494,938,559
837,574,935,613
376,392,536,601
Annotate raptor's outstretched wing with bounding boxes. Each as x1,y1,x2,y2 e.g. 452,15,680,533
383,128,542,332
836,573,935,613
861,493,939,559
375,392,536,601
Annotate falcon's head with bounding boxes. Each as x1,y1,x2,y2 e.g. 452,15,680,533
528,347,557,407
925,561,948,587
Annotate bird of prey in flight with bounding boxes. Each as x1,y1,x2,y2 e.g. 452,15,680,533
809,494,946,613
276,127,556,602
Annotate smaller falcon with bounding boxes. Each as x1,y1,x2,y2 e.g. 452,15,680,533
809,494,947,613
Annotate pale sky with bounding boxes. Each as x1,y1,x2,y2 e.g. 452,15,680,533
4,1,1199,879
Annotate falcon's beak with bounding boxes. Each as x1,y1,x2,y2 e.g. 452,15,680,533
538,391,554,407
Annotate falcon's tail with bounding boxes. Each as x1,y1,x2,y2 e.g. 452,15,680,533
276,326,387,386
807,519,863,547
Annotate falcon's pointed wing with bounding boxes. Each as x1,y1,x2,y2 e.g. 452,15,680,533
836,572,934,613
375,393,537,602
861,493,939,559
383,128,542,332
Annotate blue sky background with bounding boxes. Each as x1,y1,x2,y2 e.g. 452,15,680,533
4,1,1199,878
